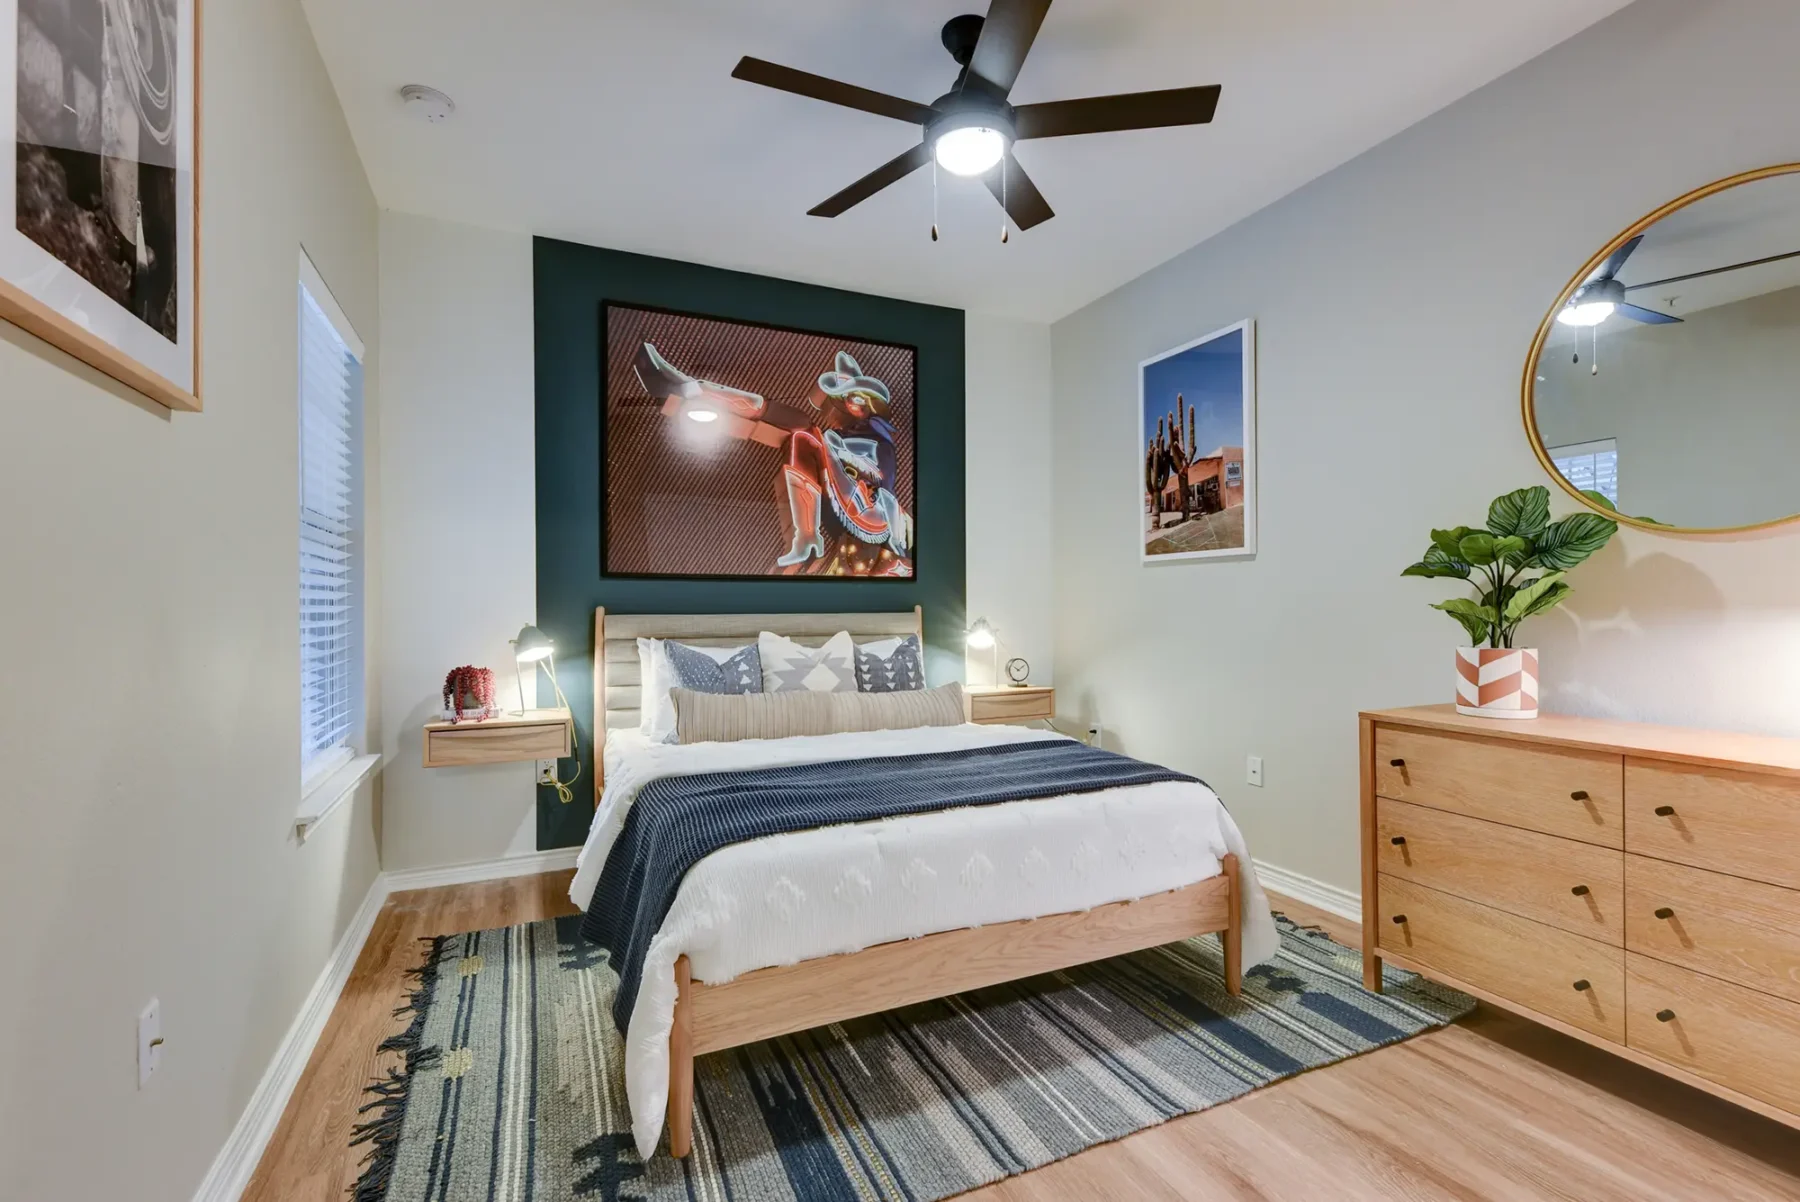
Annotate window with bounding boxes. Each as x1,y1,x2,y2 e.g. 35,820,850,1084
298,252,366,787
1549,438,1618,506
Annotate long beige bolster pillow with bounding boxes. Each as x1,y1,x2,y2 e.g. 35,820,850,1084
671,682,966,744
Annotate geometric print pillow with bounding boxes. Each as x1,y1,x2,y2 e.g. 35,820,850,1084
854,634,926,693
664,640,762,695
757,630,858,693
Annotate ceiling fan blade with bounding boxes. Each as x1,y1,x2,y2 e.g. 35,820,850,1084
982,150,1054,230
1615,302,1683,325
966,0,1053,96
1594,234,1644,282
732,57,936,125
808,143,934,218
1013,85,1221,139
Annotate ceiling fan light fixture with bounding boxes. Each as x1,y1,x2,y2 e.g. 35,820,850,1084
1557,300,1615,327
934,126,1006,177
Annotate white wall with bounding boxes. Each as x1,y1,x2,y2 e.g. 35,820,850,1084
0,0,381,1197
377,212,539,870
1050,0,1800,896
965,314,1055,688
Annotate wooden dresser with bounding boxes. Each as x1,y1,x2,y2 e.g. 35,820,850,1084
1361,705,1800,1130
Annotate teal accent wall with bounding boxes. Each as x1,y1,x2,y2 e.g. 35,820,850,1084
533,238,967,848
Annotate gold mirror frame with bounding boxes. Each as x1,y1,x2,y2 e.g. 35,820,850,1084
1522,162,1800,535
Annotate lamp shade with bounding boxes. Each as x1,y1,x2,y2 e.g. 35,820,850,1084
513,625,554,663
965,617,996,650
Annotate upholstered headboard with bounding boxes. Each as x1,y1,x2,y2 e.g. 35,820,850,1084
592,607,925,793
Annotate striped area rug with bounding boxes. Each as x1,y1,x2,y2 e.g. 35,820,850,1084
353,915,1472,1201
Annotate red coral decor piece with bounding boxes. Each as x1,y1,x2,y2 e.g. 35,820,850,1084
443,665,498,723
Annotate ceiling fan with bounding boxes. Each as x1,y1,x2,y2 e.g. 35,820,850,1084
730,0,1222,234
1557,235,1683,327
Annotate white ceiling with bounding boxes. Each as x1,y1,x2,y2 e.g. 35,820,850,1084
301,0,1633,322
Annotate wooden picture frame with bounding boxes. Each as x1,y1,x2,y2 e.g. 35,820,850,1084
3,0,203,412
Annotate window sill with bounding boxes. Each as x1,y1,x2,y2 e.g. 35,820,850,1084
296,753,381,841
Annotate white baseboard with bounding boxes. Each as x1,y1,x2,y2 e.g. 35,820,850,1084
191,870,387,1202
191,845,582,1201
1254,858,1362,922
385,846,581,893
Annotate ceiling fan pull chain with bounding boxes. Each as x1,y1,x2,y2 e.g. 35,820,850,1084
931,158,939,242
1592,325,1599,375
1000,155,1010,244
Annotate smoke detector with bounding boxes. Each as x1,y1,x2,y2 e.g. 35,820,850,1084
399,84,456,124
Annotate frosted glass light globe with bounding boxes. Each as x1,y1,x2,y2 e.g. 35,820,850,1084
934,127,1005,177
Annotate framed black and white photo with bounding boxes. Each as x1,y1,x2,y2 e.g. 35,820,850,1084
4,0,200,411
1140,319,1256,562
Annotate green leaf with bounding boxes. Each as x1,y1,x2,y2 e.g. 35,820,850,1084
1488,486,1552,539
1514,580,1572,623
1503,571,1567,623
1433,598,1501,646
1431,527,1477,558
1579,489,1618,513
1534,512,1618,570
1491,535,1529,565
1403,544,1471,579
1458,533,1499,566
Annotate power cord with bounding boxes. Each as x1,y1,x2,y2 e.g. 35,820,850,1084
538,657,582,804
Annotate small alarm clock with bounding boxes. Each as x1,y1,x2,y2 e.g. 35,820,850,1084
1004,656,1031,686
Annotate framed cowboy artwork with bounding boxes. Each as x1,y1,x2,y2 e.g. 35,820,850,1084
601,302,917,581
1140,319,1256,563
4,0,202,411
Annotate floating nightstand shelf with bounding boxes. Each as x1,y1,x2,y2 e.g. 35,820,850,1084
423,709,573,768
965,685,1054,726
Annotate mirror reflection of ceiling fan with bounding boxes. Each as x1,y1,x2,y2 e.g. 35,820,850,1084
729,0,1222,237
1558,235,1800,327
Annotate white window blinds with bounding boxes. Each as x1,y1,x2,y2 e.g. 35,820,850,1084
1550,438,1619,506
298,253,366,785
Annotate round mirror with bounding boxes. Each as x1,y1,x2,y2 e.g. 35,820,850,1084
1524,164,1800,533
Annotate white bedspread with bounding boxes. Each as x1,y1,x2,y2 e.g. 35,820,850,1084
570,723,1280,1157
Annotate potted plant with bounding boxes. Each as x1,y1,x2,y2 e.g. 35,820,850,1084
1403,486,1617,719
443,665,497,723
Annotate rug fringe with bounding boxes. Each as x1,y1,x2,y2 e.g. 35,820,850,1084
347,934,455,1202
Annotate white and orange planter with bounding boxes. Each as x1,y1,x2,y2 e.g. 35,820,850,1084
1454,647,1539,720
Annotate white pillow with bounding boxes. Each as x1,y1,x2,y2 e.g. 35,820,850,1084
636,638,758,742
758,630,858,693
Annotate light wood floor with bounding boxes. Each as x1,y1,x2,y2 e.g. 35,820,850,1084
245,872,1800,1201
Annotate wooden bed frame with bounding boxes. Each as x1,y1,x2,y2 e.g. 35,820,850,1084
590,607,1244,1158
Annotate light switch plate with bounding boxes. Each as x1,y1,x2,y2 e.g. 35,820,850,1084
1246,755,1264,787
138,999,162,1088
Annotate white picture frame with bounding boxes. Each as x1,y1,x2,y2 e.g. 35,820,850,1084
1139,318,1256,563
3,0,202,412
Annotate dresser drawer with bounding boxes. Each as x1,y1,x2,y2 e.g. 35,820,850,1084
1625,760,1800,889
1377,800,1623,944
1378,875,1624,1041
1626,855,1800,1004
1375,727,1622,847
1626,952,1800,1117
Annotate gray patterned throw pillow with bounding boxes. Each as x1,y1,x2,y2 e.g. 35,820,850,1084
664,641,762,694
758,630,859,693
855,635,926,693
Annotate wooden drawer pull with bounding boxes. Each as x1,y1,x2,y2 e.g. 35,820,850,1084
1654,805,1676,817
1572,979,1592,992
1570,884,1590,896
1656,1009,1677,1023
1390,836,1407,846
1391,914,1408,924
1570,790,1590,801
1654,907,1674,920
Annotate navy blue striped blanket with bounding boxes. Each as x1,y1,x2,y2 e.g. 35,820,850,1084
582,740,1199,1030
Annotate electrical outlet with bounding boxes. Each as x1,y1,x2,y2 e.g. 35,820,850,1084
1246,755,1264,787
536,759,558,785
138,999,162,1088
1086,724,1102,747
